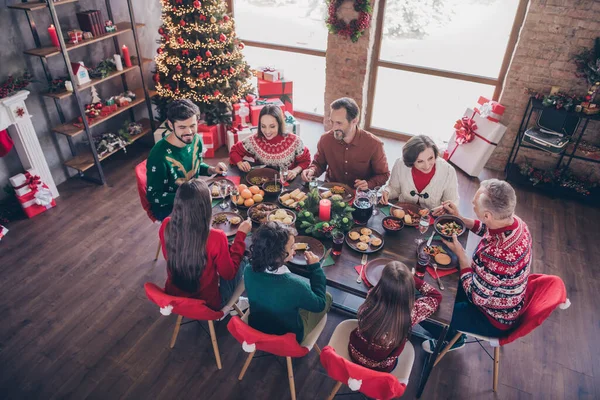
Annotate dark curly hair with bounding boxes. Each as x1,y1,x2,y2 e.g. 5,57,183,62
249,222,291,273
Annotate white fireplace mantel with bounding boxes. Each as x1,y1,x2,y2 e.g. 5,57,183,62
0,90,59,198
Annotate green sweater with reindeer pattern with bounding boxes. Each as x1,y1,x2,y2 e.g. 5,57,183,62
146,133,210,220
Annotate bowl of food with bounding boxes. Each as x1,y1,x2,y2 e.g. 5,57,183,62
382,216,404,234
246,167,278,187
434,215,466,239
266,208,296,226
262,180,282,199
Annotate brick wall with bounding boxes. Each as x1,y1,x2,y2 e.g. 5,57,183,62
323,0,380,131
490,0,600,179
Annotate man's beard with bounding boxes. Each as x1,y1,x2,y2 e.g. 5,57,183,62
175,131,194,144
333,129,345,141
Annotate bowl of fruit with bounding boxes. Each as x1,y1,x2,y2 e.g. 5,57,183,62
382,216,404,234
232,184,265,208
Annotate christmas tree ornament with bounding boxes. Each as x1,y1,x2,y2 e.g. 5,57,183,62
214,90,220,96
229,66,235,74
157,47,163,54
205,50,212,57
91,86,101,104
219,33,227,42
210,16,216,23
195,39,201,45
158,27,164,34
176,64,182,72
193,0,201,8
239,42,245,50
177,37,184,45
153,73,160,82
213,69,217,74
180,19,186,27
223,15,230,22
196,55,202,62
182,49,190,56
186,69,191,75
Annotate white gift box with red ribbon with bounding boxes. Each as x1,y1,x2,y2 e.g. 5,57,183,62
10,170,57,218
475,96,506,123
227,126,256,151
10,169,42,197
446,107,507,177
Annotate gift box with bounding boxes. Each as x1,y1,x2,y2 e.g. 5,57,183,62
233,102,251,127
15,182,56,218
200,131,215,158
256,66,283,81
284,111,300,135
474,96,506,123
227,126,256,151
257,79,293,115
0,225,7,242
10,170,41,197
198,123,226,156
250,98,286,126
68,29,83,44
446,107,507,177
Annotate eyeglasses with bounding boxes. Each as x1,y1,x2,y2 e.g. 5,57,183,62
410,190,429,199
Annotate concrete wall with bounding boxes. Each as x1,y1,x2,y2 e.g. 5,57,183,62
0,0,162,200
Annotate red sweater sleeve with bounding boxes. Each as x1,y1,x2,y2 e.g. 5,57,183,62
292,146,311,170
411,276,442,326
213,229,247,280
229,141,252,165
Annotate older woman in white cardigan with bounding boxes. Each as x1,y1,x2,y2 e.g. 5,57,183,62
381,135,459,215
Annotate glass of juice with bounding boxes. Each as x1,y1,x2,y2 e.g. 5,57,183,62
415,249,429,279
332,230,345,256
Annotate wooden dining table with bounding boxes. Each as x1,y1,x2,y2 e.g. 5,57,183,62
207,170,469,398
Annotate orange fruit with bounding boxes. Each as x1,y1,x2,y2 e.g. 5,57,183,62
234,195,244,205
252,194,263,203
244,198,255,207
241,189,252,199
259,190,265,197
249,185,260,195
238,184,248,192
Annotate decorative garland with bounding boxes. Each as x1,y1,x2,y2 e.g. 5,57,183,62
326,0,372,43
524,88,583,111
0,71,33,99
519,160,597,196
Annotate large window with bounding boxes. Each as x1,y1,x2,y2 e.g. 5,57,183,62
367,0,526,143
233,0,328,116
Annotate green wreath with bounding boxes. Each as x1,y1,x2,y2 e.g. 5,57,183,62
326,0,372,43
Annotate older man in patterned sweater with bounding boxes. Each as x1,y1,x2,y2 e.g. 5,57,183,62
423,178,532,353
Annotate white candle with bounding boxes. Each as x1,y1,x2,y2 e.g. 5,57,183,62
113,54,123,71
65,80,73,92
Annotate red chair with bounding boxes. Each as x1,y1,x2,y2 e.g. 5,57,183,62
434,274,571,391
227,312,327,400
320,319,414,400
135,160,162,260
144,283,244,369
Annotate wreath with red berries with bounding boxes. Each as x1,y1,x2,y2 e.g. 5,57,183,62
326,0,372,43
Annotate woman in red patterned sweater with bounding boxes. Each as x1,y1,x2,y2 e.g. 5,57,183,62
349,261,441,372
229,105,310,180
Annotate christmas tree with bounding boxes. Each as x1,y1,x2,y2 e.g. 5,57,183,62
152,0,253,125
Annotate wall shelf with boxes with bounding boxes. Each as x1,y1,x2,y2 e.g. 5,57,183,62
9,0,155,185
505,96,600,206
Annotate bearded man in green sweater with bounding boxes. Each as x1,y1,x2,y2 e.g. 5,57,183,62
146,99,227,220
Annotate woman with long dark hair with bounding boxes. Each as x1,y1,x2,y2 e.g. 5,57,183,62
348,261,441,372
244,222,332,343
159,179,252,313
229,105,310,181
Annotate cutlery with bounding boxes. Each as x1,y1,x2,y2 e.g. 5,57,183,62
432,263,445,290
389,204,405,210
426,231,436,247
320,248,332,267
356,254,368,284
251,164,267,170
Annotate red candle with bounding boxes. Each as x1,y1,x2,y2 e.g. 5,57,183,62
48,25,60,48
319,199,331,222
122,45,132,67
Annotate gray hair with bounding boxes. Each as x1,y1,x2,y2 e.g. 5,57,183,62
478,179,516,220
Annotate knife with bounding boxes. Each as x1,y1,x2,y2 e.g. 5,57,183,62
426,231,436,247
251,164,267,170
320,248,332,267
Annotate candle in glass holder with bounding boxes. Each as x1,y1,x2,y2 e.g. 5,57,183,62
48,24,60,48
319,199,331,222
121,45,132,67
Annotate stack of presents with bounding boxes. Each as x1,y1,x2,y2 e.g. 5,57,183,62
9,169,57,219
153,66,299,158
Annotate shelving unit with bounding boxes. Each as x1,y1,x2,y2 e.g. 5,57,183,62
9,0,156,185
505,97,600,204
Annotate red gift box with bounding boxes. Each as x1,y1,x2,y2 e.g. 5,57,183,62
250,98,286,126
233,102,251,127
198,123,226,157
257,79,294,115
474,96,505,123
15,182,56,218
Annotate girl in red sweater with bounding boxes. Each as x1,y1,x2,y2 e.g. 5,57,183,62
229,105,310,180
349,261,442,372
159,179,252,314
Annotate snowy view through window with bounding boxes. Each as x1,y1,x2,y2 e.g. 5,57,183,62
234,0,520,143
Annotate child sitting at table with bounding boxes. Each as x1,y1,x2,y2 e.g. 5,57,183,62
349,261,442,372
244,222,332,343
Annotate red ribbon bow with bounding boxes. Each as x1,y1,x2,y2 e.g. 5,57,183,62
453,117,477,145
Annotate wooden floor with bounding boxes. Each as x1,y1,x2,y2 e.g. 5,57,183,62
0,122,598,400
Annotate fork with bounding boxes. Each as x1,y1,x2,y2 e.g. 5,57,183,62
356,254,368,284
432,263,445,290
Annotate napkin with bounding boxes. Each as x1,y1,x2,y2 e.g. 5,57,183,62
353,265,372,287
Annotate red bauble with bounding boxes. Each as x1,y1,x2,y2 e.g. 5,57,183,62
158,27,164,35
172,7,177,12
177,37,184,45
193,0,201,8
196,55,202,62
585,95,592,101
182,49,190,56
203,95,209,100
205,50,212,57
214,90,220,96
219,33,227,42
238,42,245,50
165,84,171,90
223,15,230,22
230,67,235,74
175,64,182,72
180,19,186,26
245,94,256,103
221,70,226,76
95,103,103,109
200,15,206,21
157,47,163,54
153,73,160,82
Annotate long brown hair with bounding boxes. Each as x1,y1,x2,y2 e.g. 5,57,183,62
357,261,415,349
257,104,287,138
165,179,212,293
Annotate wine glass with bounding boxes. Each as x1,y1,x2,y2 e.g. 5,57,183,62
415,215,430,245
219,182,229,209
230,186,239,213
370,186,381,216
279,165,288,186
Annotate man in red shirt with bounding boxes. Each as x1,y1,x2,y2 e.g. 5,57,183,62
301,97,390,190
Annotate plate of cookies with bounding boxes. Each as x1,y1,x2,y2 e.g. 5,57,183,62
211,212,242,236
278,188,308,209
290,236,326,266
345,227,385,254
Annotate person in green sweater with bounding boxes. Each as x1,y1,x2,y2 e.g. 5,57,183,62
244,222,333,343
146,99,228,220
